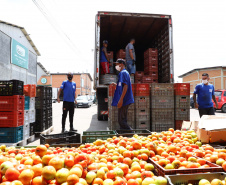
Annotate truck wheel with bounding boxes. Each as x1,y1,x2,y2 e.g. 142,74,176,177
222,104,226,113
98,115,103,120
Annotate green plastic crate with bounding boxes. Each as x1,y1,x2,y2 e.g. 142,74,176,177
82,130,117,143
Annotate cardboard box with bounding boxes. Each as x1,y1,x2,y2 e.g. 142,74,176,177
181,121,192,131
197,115,226,143
190,121,199,133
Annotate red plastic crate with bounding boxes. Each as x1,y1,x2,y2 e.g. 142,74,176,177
24,84,36,97
107,51,114,59
174,83,190,95
0,111,24,127
135,84,150,96
149,157,223,176
116,49,126,59
135,71,144,78
144,48,158,58
135,80,142,84
0,96,25,111
108,84,116,97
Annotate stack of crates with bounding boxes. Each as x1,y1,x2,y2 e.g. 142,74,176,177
0,80,24,143
108,84,135,130
35,86,46,132
143,48,158,83
24,84,36,137
108,84,118,130
135,71,144,83
116,49,126,59
46,87,53,129
135,84,150,130
108,51,114,74
151,84,174,132
174,83,190,130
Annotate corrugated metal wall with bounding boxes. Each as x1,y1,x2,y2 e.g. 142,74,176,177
0,23,37,84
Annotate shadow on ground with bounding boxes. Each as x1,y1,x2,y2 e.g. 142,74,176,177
85,114,108,131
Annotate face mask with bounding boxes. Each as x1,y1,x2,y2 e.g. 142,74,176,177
68,76,73,80
202,80,208,84
115,65,121,71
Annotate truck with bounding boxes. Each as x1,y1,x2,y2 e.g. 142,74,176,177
94,11,174,120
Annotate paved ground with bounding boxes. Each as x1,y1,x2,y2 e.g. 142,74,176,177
28,103,226,146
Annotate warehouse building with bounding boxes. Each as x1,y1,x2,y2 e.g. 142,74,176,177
37,73,93,97
0,20,40,84
179,66,226,95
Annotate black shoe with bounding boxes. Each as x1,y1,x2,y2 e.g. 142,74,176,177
69,128,77,132
61,128,68,133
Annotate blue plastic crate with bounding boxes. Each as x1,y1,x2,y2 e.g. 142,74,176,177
0,126,23,143
25,96,30,110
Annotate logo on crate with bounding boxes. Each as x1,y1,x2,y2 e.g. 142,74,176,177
0,117,7,119
0,101,8,104
159,99,168,103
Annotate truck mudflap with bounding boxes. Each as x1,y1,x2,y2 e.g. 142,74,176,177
100,111,108,115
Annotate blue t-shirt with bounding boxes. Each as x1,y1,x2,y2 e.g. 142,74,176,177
60,80,76,102
100,47,108,63
194,83,215,109
112,69,134,107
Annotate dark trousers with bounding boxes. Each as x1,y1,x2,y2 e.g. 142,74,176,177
198,107,215,118
118,104,132,130
62,101,75,129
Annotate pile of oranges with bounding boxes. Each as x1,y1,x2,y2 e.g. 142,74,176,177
0,128,225,185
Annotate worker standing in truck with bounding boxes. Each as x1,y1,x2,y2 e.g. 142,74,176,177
111,59,134,129
100,40,110,75
57,72,77,133
193,73,218,118
125,38,136,76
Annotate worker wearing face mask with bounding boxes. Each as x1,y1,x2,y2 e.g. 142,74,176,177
57,72,77,133
111,59,134,129
193,73,218,118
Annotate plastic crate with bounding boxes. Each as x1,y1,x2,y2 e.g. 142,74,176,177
135,96,150,109
107,51,114,59
0,95,24,111
82,130,117,143
30,122,35,136
175,120,190,130
149,157,223,177
116,129,151,137
24,96,30,110
135,108,150,120
34,119,45,132
151,108,174,121
36,86,46,98
24,110,29,125
35,97,46,109
0,111,24,127
28,109,35,123
135,84,150,96
29,97,35,110
175,95,190,109
116,49,126,59
151,96,174,109
136,120,150,129
36,109,46,120
40,131,80,145
46,87,52,98
0,80,24,96
144,48,158,58
174,83,190,96
175,108,190,120
151,121,174,132
128,109,135,121
23,122,30,140
151,83,174,96
166,172,226,185
23,84,36,97
0,126,23,143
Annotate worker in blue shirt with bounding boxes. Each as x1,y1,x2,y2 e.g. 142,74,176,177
112,59,134,129
193,73,218,118
57,72,77,133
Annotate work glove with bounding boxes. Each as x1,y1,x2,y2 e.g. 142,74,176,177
132,59,135,65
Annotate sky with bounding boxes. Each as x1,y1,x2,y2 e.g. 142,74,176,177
0,0,225,82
